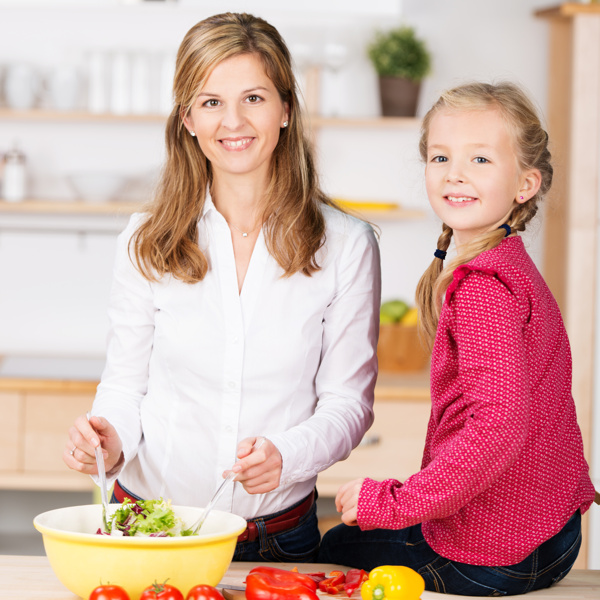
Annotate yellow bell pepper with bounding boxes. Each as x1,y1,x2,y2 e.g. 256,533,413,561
360,566,425,600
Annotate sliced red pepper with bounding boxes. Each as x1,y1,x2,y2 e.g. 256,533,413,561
246,566,319,600
322,584,346,595
304,572,327,583
318,571,346,594
343,569,368,597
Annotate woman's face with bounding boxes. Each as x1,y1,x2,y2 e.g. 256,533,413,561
184,53,289,184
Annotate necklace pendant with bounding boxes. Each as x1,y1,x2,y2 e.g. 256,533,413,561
242,232,248,237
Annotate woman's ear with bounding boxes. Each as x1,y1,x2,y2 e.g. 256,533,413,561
181,107,195,136
516,168,542,204
283,102,290,127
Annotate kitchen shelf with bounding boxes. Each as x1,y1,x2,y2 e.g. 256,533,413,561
0,199,141,215
0,108,420,130
0,199,426,221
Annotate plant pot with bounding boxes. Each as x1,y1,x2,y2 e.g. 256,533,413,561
378,76,421,117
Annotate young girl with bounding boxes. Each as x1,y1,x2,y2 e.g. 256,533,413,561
318,82,597,595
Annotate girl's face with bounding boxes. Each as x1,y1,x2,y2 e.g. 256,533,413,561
425,107,539,248
184,53,289,185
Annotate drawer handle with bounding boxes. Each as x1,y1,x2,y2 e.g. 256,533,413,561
358,434,381,447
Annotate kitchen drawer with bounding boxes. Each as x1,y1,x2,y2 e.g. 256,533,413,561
23,392,94,472
0,392,22,471
317,399,430,497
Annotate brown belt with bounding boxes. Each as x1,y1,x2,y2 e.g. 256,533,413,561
112,480,314,543
237,490,315,543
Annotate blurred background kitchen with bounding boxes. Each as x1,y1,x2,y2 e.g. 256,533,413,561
0,0,598,569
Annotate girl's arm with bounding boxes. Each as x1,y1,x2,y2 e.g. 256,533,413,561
358,271,530,529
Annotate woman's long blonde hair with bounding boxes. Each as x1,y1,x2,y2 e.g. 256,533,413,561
131,12,334,283
415,82,553,347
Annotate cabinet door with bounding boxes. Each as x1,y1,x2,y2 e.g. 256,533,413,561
23,393,94,472
317,399,430,497
0,392,21,471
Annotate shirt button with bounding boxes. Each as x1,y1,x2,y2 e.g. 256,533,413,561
225,425,234,433
228,380,236,389
232,337,239,344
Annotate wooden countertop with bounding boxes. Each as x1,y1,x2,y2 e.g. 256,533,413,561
0,367,430,400
2,556,598,599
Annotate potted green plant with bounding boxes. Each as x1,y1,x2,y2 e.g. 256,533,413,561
367,25,431,117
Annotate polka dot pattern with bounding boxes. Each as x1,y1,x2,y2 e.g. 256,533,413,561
358,237,596,566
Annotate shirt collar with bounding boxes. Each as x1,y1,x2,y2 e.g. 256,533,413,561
201,189,217,220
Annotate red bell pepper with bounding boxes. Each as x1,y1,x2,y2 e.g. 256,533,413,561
245,566,319,600
343,569,369,597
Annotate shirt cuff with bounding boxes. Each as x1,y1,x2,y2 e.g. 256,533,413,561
357,477,403,530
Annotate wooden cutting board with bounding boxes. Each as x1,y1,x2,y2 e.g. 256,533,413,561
221,589,245,600
218,563,364,600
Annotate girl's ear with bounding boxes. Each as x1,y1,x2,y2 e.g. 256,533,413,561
516,168,542,204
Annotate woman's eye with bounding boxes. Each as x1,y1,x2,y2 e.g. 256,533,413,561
203,99,220,107
246,95,262,103
474,156,489,164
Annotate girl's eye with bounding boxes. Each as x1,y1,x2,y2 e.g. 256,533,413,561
431,156,447,163
474,156,489,164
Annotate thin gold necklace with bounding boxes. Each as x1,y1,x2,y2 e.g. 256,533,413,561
226,220,261,238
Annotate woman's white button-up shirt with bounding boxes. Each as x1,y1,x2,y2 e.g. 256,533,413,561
92,196,381,519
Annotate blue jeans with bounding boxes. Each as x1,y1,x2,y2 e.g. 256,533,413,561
233,495,321,563
318,511,581,596
111,481,321,563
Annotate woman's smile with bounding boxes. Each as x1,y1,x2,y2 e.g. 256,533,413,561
219,136,255,151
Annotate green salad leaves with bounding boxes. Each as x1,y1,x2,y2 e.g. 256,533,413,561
102,497,194,537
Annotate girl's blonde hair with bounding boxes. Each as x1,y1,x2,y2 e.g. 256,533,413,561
131,12,334,283
415,81,553,347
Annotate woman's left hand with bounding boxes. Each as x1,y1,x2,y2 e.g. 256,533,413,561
226,437,282,494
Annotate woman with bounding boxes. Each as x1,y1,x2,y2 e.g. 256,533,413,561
63,12,381,562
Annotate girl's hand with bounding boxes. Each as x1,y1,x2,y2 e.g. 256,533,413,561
226,436,282,494
335,478,365,526
64,414,124,475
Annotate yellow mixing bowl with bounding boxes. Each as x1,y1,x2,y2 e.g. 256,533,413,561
34,504,247,599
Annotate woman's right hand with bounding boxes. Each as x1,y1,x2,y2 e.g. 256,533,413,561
63,414,123,475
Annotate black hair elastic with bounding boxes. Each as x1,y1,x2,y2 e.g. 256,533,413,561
498,224,511,237
434,249,447,260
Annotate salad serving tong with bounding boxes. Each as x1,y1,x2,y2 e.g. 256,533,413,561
191,437,265,534
87,412,110,532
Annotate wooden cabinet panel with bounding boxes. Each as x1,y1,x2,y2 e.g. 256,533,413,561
0,392,22,471
317,399,430,496
23,393,94,472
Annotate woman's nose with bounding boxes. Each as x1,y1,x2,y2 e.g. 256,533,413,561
222,104,244,130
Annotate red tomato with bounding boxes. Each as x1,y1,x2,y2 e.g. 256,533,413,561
140,581,184,600
185,585,225,600
88,584,131,600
